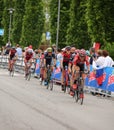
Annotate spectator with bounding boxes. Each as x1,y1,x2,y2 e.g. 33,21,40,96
16,44,22,57
94,50,105,67
101,50,114,97
102,50,114,67
52,44,56,53
89,47,97,65
56,48,63,69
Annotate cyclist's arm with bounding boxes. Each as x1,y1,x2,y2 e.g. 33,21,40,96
85,56,90,72
68,62,72,74
53,57,56,67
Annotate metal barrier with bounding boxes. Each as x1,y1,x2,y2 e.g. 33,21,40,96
0,55,26,73
1,55,114,98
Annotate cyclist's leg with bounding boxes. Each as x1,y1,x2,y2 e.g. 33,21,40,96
70,66,80,96
8,60,11,71
24,59,28,75
61,68,65,90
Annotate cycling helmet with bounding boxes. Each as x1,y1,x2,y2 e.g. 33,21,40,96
65,46,71,51
12,46,16,49
29,45,32,49
27,48,33,53
86,50,90,56
75,49,80,54
47,47,52,52
79,49,86,56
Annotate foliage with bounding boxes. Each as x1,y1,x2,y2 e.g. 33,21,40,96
67,0,91,49
50,0,71,48
0,0,4,46
12,0,26,45
20,0,45,48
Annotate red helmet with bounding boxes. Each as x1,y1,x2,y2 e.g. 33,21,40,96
79,49,86,56
75,49,80,54
65,46,71,51
29,45,32,49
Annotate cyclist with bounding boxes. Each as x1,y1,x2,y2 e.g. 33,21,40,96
61,46,71,91
68,47,76,88
8,46,18,71
24,45,34,76
39,50,45,82
70,49,90,96
44,47,56,85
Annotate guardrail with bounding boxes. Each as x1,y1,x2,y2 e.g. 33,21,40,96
35,59,114,97
0,55,114,97
0,55,35,74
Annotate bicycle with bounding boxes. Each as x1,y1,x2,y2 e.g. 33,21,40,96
73,70,88,105
9,59,15,77
63,66,70,93
25,61,32,81
40,66,45,85
46,65,53,91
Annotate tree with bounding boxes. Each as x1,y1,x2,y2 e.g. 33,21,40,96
50,0,71,48
2,0,14,45
20,0,45,48
85,0,114,47
0,0,4,47
66,0,91,49
12,0,26,45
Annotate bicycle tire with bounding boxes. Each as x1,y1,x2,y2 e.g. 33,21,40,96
74,89,79,103
9,68,14,77
47,81,49,89
27,72,31,81
79,89,84,105
46,69,51,89
11,69,14,77
50,80,53,91
63,84,66,93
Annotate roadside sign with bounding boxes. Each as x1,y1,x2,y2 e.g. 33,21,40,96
0,29,4,36
46,32,51,40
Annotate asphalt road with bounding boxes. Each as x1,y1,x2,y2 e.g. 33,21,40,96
0,69,114,130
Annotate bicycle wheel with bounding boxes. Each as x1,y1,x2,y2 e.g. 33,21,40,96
79,89,84,105
27,71,31,81
50,79,53,91
66,85,70,94
74,89,79,103
40,74,43,85
64,84,66,93
46,79,49,89
11,69,14,77
46,69,51,89
9,68,14,77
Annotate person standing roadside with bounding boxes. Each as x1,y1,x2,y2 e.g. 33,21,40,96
101,50,114,97
16,44,22,57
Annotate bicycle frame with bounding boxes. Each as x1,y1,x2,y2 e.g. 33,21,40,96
46,65,53,91
63,66,70,93
73,71,84,105
9,59,15,77
25,61,32,81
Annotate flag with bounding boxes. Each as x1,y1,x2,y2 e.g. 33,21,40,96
95,68,104,86
93,42,100,51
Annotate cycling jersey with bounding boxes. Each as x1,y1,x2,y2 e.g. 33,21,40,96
44,52,55,66
25,51,33,61
69,52,76,65
62,52,71,69
40,53,45,67
9,49,17,60
73,54,89,71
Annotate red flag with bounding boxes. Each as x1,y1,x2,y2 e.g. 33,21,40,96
93,42,100,51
